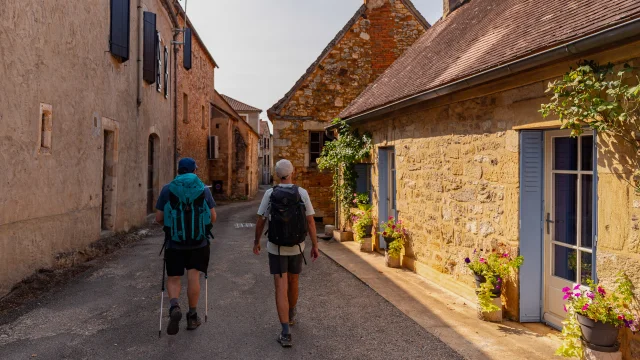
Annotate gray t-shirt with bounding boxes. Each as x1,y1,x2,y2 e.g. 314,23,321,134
257,184,315,256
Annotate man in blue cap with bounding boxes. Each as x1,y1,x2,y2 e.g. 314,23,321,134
155,158,217,335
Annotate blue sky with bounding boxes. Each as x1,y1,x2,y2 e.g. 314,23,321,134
179,0,443,131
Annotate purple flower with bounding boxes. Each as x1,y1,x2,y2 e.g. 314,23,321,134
496,277,502,283
464,258,471,264
586,291,595,300
573,291,582,298
473,249,477,254
582,304,590,312
502,253,509,258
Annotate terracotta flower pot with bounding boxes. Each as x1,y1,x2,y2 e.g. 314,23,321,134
576,313,620,348
385,251,401,268
474,274,501,297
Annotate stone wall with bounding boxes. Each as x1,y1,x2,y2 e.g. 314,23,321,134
0,0,176,296
353,43,640,357
270,0,428,222
176,15,216,183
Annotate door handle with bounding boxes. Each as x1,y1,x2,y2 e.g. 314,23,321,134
545,213,554,235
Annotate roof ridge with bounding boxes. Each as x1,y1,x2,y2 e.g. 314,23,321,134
221,94,262,112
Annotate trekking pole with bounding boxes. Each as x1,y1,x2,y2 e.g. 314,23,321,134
159,258,166,338
205,272,208,323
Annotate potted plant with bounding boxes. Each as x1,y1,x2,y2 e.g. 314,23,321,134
352,208,373,252
353,193,372,212
556,273,639,358
464,249,524,320
380,217,406,268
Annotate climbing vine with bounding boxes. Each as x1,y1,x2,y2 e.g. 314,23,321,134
317,118,372,229
541,60,640,189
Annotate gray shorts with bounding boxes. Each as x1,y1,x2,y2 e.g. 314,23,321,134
269,253,304,275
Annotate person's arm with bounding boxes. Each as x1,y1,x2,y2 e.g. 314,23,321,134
254,216,267,255
307,215,319,261
156,210,164,225
210,208,217,223
204,188,217,223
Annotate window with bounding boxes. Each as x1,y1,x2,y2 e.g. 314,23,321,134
156,32,162,92
142,12,157,83
164,46,169,98
39,103,53,153
109,0,130,61
207,136,219,159
183,28,192,70
354,164,372,202
201,105,206,129
309,131,328,166
183,93,188,123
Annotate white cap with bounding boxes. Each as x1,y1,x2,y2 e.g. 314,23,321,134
275,159,294,179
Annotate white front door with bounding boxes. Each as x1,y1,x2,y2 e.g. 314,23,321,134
543,130,595,327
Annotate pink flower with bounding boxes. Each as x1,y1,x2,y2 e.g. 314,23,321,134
563,305,568,312
563,293,572,300
582,304,590,312
382,232,388,236
392,225,396,229
479,258,486,263
597,286,606,296
618,315,624,320
573,291,582,297
586,291,595,300
562,287,571,293
502,253,509,258
574,284,581,290
353,200,357,204
389,216,394,220
397,220,403,225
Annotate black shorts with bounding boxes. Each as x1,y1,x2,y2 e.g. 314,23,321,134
165,245,210,277
269,253,304,275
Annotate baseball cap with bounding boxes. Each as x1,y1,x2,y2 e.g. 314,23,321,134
178,157,197,174
275,159,294,179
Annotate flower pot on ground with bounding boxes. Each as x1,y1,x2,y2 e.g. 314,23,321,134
464,249,524,316
333,230,353,242
360,237,373,252
352,207,373,245
556,274,639,358
385,251,401,268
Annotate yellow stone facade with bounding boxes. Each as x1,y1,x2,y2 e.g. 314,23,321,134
353,42,640,358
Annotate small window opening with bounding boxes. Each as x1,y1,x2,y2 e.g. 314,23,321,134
39,104,53,153
183,93,189,123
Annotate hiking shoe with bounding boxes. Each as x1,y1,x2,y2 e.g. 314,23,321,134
186,312,202,330
277,333,292,348
167,306,182,336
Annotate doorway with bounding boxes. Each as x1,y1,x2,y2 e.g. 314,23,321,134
543,130,596,327
378,148,396,250
147,134,159,214
102,130,117,231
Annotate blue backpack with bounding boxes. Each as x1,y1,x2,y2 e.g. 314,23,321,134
163,174,212,245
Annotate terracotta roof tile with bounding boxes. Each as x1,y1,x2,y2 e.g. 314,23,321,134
341,0,640,118
221,94,262,113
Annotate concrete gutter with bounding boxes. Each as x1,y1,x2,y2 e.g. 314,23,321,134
338,16,640,127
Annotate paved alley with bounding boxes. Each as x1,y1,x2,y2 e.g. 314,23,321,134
0,192,462,360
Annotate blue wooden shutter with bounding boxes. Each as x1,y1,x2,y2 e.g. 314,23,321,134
109,0,130,61
143,12,157,84
378,149,388,249
184,28,192,70
519,131,544,322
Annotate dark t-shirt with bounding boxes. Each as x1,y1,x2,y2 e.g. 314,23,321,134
156,184,216,249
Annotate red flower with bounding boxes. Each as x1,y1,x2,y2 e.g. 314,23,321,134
382,232,388,236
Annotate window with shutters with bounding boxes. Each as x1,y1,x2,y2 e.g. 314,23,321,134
309,131,328,166
143,12,156,84
183,93,189,123
109,0,130,61
156,32,162,92
164,46,169,98
183,28,192,70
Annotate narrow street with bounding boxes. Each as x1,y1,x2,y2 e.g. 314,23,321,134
0,191,462,360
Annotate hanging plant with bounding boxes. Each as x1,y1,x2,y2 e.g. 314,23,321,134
317,118,372,230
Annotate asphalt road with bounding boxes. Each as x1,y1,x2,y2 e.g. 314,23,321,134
0,191,463,360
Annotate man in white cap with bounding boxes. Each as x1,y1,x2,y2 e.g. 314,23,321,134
254,159,319,348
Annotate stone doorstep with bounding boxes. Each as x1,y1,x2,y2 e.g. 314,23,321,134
318,240,564,360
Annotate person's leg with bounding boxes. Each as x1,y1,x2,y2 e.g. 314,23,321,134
274,273,290,326
287,274,299,323
167,276,181,303
164,249,185,336
187,269,201,311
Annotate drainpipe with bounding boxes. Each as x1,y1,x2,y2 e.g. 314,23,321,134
137,0,143,106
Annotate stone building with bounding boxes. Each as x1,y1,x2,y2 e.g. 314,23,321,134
175,6,218,185
339,0,640,357
209,91,259,199
0,0,181,296
268,0,430,224
259,120,273,185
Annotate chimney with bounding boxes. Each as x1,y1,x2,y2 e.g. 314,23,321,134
443,0,466,18
364,0,384,10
